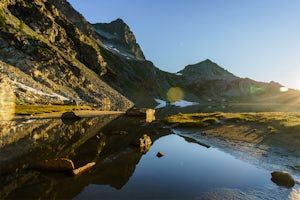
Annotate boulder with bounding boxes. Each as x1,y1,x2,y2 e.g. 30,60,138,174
35,158,75,171
61,111,81,119
125,107,147,116
61,111,81,124
271,171,295,188
126,107,155,123
131,134,152,153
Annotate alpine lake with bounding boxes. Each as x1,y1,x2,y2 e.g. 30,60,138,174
1,105,300,200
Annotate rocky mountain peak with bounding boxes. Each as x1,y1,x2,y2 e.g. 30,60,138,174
179,59,237,81
92,19,145,60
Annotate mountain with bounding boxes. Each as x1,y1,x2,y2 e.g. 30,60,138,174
179,59,300,104
179,59,237,82
0,0,299,110
0,0,132,110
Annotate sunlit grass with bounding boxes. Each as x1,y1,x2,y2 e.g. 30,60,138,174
165,112,221,127
164,112,300,129
15,105,95,115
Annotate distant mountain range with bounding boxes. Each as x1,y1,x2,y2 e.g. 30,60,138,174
0,0,299,110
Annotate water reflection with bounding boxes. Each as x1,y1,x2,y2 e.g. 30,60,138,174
0,114,169,199
155,103,300,118
75,134,298,200
0,115,118,199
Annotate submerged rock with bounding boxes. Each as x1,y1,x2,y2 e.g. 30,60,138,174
271,171,295,188
35,158,75,171
156,151,164,158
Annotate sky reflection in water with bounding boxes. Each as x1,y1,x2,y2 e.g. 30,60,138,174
75,134,296,200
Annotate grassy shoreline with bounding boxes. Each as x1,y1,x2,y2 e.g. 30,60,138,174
15,104,95,115
164,112,300,129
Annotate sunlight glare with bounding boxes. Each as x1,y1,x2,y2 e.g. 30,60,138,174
167,87,184,102
0,77,15,121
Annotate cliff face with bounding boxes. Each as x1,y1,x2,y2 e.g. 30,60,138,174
0,0,133,110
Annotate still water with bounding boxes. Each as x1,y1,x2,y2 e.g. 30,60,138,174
1,115,299,199
75,134,298,200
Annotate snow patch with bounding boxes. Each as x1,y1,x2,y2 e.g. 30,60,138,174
111,47,120,53
11,80,69,101
154,98,199,109
175,73,183,76
154,98,167,109
171,100,199,107
103,43,120,53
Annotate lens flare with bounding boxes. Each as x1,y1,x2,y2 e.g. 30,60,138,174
167,87,184,102
280,86,289,92
250,85,265,94
0,77,15,121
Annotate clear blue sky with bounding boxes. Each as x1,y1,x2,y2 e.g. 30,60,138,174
67,0,300,90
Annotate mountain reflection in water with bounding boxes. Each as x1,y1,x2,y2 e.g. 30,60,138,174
0,114,299,199
75,134,298,200
0,114,169,199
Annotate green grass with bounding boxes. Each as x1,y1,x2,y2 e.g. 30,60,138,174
15,105,95,115
165,112,221,128
164,112,300,128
